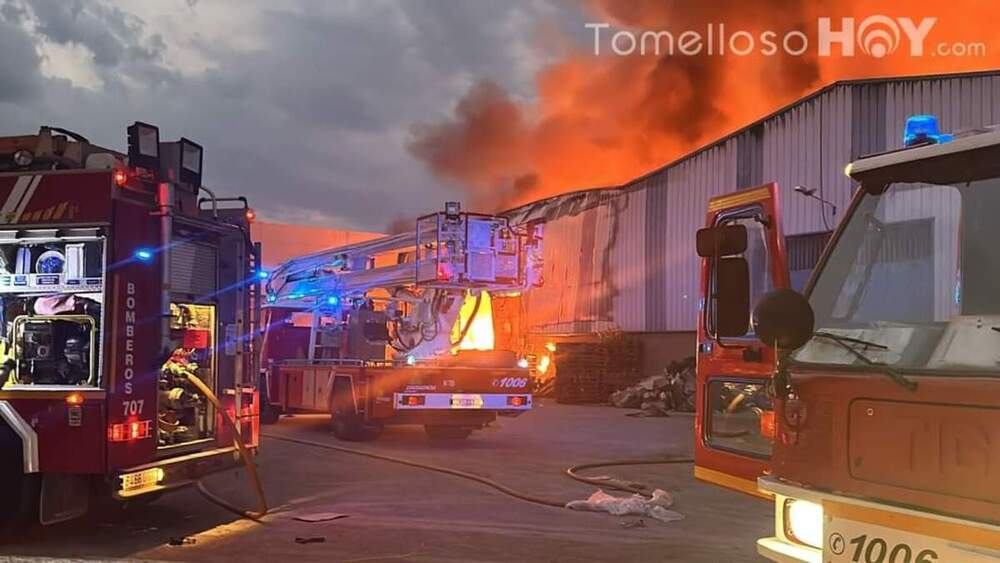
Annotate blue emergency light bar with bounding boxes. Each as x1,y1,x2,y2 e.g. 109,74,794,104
133,248,155,262
903,114,954,147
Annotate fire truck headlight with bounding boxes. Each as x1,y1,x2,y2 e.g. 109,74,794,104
405,355,416,366
517,357,529,369
12,149,33,167
785,498,823,549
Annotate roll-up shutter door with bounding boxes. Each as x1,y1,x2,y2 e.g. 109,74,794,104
170,239,217,298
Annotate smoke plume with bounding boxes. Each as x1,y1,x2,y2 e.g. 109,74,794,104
409,0,1000,211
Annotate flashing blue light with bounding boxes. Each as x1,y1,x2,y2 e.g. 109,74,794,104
257,270,270,280
133,248,155,262
326,295,340,307
267,294,277,303
903,114,953,147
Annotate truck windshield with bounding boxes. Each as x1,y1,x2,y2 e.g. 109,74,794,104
793,174,1000,375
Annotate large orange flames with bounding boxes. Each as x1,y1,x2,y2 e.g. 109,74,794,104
409,0,1000,211
452,291,495,351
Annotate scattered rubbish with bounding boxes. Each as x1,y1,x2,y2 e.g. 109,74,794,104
294,512,351,523
566,489,684,523
610,356,695,415
295,536,327,544
168,536,197,546
621,519,647,529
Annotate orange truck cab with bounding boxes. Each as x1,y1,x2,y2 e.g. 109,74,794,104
694,115,1000,562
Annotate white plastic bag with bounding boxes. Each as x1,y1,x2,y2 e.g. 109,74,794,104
566,488,684,522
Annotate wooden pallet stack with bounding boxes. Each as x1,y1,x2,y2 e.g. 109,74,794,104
553,332,642,404
601,331,643,396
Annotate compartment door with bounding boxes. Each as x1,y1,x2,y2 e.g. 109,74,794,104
694,183,789,497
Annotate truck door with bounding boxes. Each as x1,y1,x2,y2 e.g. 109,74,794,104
694,183,789,497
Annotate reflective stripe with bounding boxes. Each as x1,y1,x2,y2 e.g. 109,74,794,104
0,175,33,224
0,400,39,473
393,392,532,410
695,465,772,500
11,174,42,223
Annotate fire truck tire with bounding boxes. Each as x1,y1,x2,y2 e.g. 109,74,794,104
330,378,382,441
331,413,382,442
258,373,281,425
260,404,282,425
424,425,473,440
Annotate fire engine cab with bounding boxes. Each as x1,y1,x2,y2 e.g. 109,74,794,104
0,123,260,530
260,204,541,440
695,115,1000,561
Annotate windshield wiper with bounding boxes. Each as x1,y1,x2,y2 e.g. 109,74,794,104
814,331,888,350
812,332,917,391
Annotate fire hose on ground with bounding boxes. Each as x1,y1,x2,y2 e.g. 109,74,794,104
262,433,694,510
185,373,270,521
182,373,692,520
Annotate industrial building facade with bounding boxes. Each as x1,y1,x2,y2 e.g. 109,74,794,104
501,71,1000,370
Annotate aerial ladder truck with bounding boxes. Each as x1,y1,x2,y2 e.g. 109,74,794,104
259,203,542,440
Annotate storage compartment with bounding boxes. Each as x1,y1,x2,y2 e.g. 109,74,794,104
158,302,217,448
0,234,105,389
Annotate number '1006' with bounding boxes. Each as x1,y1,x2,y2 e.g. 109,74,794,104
848,535,937,563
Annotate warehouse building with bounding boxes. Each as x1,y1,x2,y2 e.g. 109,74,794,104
498,70,1000,375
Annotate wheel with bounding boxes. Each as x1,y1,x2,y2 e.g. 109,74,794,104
424,425,473,440
260,403,282,425
330,379,381,442
330,412,383,441
258,373,282,425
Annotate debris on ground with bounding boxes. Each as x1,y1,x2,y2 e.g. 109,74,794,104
621,519,647,529
295,536,327,544
293,512,351,523
168,536,197,546
609,356,696,415
565,489,684,523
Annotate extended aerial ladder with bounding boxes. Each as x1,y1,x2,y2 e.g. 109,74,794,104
258,203,543,440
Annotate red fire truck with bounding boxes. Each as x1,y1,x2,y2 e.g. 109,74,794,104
259,205,540,440
0,124,261,531
694,115,1000,561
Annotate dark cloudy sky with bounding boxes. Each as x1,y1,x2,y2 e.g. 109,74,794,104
0,0,584,232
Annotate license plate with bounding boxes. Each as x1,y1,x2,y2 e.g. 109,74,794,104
120,468,163,494
450,394,484,409
825,513,998,563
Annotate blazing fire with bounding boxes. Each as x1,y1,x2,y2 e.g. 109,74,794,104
409,0,1000,211
452,291,495,351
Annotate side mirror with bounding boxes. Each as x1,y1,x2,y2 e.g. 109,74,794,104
697,224,748,257
714,257,751,337
752,289,815,350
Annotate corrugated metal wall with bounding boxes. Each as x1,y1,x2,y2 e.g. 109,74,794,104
514,72,1000,335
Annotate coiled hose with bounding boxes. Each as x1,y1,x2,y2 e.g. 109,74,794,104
263,433,693,509
186,373,269,521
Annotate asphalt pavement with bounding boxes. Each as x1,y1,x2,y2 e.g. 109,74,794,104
0,400,771,562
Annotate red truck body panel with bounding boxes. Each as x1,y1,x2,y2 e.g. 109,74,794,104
0,168,258,489
773,371,1000,524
